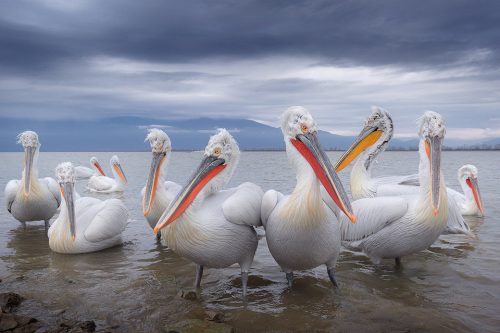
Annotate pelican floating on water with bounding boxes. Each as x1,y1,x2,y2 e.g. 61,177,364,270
5,131,60,227
141,129,181,239
335,111,450,265
87,155,127,193
335,107,471,234
261,107,356,287
75,157,106,180
449,165,484,216
154,129,263,296
48,162,128,254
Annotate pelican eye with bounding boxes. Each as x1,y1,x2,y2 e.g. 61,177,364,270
213,147,221,156
301,124,308,134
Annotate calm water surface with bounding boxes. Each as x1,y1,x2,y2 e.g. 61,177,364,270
0,151,499,332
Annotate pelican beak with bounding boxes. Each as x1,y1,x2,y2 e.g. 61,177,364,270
143,152,166,216
291,132,356,223
466,177,484,215
60,182,76,241
425,136,442,216
154,155,226,234
335,125,383,172
113,163,128,184
23,146,36,197
94,161,106,176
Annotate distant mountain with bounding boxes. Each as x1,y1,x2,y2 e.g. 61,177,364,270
0,116,496,151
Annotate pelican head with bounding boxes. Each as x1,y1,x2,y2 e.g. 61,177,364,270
90,157,106,176
281,106,356,223
143,129,172,216
110,155,127,184
418,111,446,215
18,131,40,196
154,128,239,234
458,164,484,215
56,162,77,241
335,106,393,172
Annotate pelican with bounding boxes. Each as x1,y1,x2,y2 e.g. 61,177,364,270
141,129,181,239
333,111,450,265
74,157,106,180
153,129,263,296
48,162,128,254
335,107,471,234
4,131,60,227
449,165,484,216
261,107,356,288
87,155,127,193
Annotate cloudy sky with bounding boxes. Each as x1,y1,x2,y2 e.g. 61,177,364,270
1,0,499,140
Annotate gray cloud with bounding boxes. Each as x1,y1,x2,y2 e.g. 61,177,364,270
0,0,499,140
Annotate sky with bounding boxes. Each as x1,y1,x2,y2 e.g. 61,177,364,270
1,0,500,141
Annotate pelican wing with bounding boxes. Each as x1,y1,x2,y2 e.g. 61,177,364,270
4,180,20,213
87,175,114,192
75,166,94,179
373,173,420,187
84,199,128,243
223,182,264,227
261,189,284,228
443,195,472,235
42,177,61,207
340,196,408,242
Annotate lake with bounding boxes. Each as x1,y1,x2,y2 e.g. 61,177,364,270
0,151,499,332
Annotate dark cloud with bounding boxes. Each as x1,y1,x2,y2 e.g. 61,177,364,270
1,0,500,73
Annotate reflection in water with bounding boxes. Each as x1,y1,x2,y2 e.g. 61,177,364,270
0,151,499,332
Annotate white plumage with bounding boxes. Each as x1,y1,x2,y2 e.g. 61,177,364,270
262,107,355,287
141,129,181,233
154,129,263,296
87,155,127,193
336,107,470,235
332,111,450,264
5,131,60,226
48,162,128,254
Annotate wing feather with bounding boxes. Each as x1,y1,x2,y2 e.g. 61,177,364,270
222,182,264,227
340,196,408,242
84,199,128,243
261,189,284,228
5,180,20,213
42,177,61,207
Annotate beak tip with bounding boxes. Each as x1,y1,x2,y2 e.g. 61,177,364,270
350,214,357,224
433,208,438,216
71,235,76,241
153,227,159,235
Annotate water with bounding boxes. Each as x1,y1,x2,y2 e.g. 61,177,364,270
0,151,499,332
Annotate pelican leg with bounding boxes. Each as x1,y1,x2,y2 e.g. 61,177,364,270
241,271,248,297
156,233,161,242
286,272,293,288
395,257,401,267
327,267,339,288
195,265,204,289
22,222,26,230
44,220,50,229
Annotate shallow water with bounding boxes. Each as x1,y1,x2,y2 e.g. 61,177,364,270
0,151,499,332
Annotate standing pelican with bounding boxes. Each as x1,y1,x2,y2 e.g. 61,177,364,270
448,165,484,216
335,108,471,234
336,111,450,265
4,131,60,227
153,129,263,296
48,162,128,254
141,129,181,239
261,107,356,288
75,157,106,180
87,155,127,193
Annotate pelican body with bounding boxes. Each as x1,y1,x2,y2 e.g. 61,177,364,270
87,155,127,193
335,111,449,264
154,129,263,296
141,129,181,237
261,107,356,287
5,131,60,226
75,157,106,180
49,162,128,254
448,165,484,216
335,107,471,234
